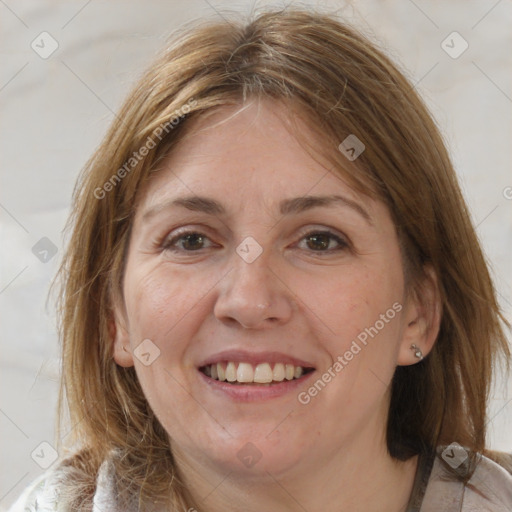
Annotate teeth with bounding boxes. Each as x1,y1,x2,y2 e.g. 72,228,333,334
254,363,273,383
237,362,254,383
204,361,309,384
217,363,226,381
273,363,285,382
225,362,237,382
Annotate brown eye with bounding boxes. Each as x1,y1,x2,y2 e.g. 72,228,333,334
163,231,215,252
179,233,207,250
306,233,331,251
298,231,347,252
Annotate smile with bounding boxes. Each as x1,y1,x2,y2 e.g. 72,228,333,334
199,361,314,385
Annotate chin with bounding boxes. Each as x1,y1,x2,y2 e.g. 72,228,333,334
187,423,307,477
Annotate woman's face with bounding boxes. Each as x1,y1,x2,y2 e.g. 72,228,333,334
113,100,425,477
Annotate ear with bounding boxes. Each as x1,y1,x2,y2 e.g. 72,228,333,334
110,299,134,368
397,265,442,366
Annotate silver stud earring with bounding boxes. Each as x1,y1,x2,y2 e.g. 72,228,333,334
411,344,424,360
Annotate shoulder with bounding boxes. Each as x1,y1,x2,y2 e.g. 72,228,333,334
421,448,512,512
7,461,74,512
464,452,512,510
7,452,118,512
8,472,54,512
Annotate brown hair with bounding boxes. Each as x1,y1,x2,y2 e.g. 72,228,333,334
55,8,510,509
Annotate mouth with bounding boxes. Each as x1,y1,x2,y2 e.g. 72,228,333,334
199,361,315,385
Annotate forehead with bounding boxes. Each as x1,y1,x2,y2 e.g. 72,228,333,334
138,100,377,218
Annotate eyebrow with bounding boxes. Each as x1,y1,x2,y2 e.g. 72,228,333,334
142,194,372,224
142,196,225,220
279,195,372,224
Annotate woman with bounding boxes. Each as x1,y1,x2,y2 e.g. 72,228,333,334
10,9,511,512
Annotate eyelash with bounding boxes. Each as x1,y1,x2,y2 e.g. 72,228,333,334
296,230,349,252
161,230,217,252
160,228,349,254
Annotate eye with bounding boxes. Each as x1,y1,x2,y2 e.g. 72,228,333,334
163,231,215,251
297,231,348,252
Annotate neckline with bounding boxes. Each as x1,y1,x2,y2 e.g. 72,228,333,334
405,450,436,512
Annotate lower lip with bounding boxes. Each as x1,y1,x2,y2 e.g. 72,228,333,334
198,370,315,402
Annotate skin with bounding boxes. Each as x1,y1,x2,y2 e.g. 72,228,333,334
113,100,441,512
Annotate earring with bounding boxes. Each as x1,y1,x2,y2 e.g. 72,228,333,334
410,344,424,361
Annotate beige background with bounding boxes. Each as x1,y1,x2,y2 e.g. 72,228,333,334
1,0,511,508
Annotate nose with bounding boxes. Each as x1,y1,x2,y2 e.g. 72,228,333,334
213,255,294,329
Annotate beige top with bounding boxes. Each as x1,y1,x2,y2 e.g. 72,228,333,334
9,449,512,511
415,449,512,511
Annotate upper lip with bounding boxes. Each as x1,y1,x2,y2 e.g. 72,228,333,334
198,350,316,369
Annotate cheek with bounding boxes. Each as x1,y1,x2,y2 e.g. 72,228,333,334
124,265,204,343
297,261,404,344
122,266,208,427
296,262,406,414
